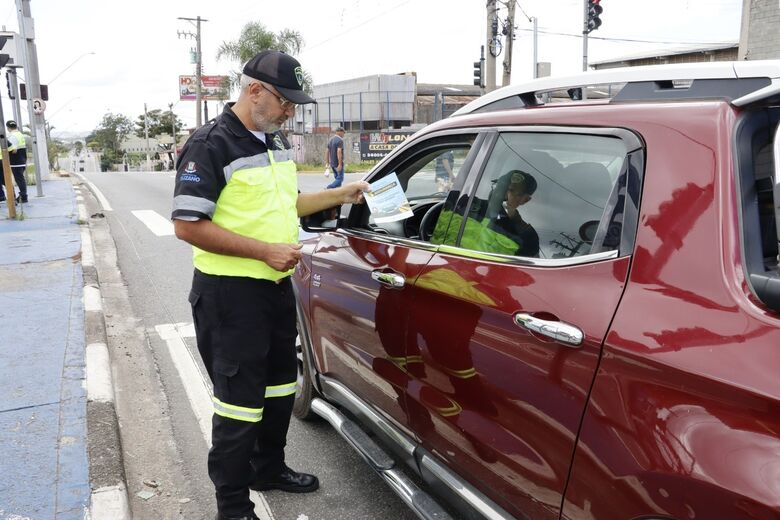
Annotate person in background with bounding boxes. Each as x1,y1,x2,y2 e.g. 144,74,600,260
172,50,368,520
434,149,454,193
325,126,345,189
0,120,28,204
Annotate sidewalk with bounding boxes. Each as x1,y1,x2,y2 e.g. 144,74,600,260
0,178,127,520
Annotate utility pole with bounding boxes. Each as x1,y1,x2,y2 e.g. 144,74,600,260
169,102,177,167
143,103,150,172
501,0,516,87
16,0,47,195
178,16,208,128
485,0,497,91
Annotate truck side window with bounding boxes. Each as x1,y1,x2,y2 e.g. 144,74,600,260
450,132,628,259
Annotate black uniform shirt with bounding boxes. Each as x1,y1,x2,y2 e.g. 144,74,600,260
172,103,290,222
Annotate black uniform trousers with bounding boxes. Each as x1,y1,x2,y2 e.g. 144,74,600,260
190,270,298,516
0,162,27,200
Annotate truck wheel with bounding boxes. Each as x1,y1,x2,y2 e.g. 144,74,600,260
293,314,319,421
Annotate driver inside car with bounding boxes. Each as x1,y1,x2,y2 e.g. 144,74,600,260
432,170,540,257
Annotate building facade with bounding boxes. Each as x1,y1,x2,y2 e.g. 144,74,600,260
739,0,780,60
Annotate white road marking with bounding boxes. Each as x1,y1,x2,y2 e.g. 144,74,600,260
81,227,94,267
86,342,114,403
154,323,211,439
132,210,175,236
83,286,102,312
154,322,275,520
72,172,113,211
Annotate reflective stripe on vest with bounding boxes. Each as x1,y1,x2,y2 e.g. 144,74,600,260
212,397,263,422
193,148,299,280
265,381,296,398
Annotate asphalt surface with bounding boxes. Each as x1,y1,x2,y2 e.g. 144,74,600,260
81,169,418,520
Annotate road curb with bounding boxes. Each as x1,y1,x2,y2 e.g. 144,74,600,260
76,182,132,520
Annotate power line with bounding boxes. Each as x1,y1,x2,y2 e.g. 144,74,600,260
303,0,413,52
513,0,533,23
515,27,735,46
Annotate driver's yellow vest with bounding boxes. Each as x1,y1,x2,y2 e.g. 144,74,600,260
192,148,299,280
432,210,519,256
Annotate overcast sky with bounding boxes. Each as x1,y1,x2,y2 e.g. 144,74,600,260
1,0,742,137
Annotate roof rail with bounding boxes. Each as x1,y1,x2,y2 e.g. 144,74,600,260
452,60,780,116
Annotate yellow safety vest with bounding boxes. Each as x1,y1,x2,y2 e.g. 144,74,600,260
9,129,26,150
433,210,520,257
192,147,299,280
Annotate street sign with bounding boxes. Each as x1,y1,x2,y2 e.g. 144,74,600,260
179,75,230,101
32,97,45,114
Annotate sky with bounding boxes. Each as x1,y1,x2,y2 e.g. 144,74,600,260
0,0,743,138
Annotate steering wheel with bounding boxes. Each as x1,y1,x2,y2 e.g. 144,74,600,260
419,201,446,242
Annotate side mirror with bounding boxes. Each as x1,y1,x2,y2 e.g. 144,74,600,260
579,220,600,244
300,205,342,233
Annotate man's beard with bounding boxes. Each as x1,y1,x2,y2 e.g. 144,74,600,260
251,105,281,133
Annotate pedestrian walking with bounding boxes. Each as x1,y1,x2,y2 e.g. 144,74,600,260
325,126,345,188
0,120,28,203
171,50,368,520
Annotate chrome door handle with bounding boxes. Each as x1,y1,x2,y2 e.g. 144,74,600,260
514,313,583,347
371,270,406,288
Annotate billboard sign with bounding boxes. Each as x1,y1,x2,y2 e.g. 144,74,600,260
359,132,413,161
179,75,231,101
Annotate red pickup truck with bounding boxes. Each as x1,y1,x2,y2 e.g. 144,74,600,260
293,61,780,520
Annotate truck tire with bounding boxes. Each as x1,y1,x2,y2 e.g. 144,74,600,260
293,313,320,421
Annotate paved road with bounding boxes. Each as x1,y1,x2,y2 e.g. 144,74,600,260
82,170,416,520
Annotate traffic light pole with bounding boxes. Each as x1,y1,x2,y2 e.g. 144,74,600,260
582,0,589,72
7,67,23,124
16,0,46,196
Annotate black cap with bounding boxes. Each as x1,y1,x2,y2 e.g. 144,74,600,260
506,170,537,195
243,50,316,105
6,120,17,128
335,126,345,132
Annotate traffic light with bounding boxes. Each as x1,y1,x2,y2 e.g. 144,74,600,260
6,71,12,99
473,59,485,88
586,0,603,33
19,83,49,101
0,34,11,69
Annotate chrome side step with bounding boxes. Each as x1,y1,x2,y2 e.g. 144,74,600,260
311,398,453,520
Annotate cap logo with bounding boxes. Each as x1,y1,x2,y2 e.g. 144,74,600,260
510,172,526,184
294,66,304,87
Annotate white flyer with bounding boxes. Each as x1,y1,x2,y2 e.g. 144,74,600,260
364,173,414,223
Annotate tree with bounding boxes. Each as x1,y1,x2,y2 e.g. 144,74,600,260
135,108,183,139
216,22,313,94
86,112,133,171
47,137,69,169
74,141,83,156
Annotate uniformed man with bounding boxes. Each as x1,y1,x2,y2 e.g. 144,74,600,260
172,50,368,520
0,120,28,204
